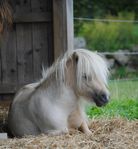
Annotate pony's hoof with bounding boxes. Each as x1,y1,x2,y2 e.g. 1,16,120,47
85,130,92,136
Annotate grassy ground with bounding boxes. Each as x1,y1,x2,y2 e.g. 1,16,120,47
87,80,138,120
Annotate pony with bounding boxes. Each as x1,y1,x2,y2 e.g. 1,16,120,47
8,49,109,137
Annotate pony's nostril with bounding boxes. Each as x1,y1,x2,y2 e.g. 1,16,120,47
101,94,108,102
93,92,109,107
101,94,106,98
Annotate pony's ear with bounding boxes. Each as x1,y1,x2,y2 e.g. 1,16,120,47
72,52,78,64
66,51,78,68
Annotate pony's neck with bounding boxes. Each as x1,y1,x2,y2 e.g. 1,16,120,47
37,58,78,96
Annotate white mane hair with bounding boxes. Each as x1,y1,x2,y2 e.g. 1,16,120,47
41,49,109,88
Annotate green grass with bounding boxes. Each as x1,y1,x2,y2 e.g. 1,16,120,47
87,80,138,120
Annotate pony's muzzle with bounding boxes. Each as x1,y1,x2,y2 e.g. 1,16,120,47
93,92,109,107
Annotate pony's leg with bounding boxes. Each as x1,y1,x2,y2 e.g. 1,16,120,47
79,121,92,136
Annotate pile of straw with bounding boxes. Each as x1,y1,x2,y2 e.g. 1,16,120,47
0,104,137,149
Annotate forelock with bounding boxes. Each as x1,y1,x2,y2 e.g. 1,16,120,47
41,49,109,87
75,49,109,88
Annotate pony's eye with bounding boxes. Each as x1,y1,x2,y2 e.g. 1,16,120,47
82,74,92,81
82,74,87,79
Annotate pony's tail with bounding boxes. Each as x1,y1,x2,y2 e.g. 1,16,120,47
0,0,12,34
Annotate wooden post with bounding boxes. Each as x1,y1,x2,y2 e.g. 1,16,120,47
53,0,74,59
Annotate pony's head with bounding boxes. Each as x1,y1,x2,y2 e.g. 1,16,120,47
59,49,110,107
42,49,109,107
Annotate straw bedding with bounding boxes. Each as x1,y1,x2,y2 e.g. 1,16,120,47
0,103,137,149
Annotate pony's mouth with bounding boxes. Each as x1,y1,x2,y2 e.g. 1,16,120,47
93,93,109,107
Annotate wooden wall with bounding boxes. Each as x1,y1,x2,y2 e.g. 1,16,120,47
0,0,54,95
0,0,74,99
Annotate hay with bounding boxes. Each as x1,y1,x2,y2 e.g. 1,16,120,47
0,102,9,133
0,0,13,33
0,104,138,149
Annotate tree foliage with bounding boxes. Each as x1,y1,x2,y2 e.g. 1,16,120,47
74,0,138,18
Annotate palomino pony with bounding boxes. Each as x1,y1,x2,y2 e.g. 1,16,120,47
8,49,109,137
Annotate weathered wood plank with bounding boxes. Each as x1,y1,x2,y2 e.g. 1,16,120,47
0,84,18,94
32,23,49,80
6,28,17,84
40,23,49,68
31,0,48,12
0,83,24,94
15,0,31,14
16,24,25,84
53,0,74,59
47,22,54,66
40,0,48,12
23,24,33,83
2,27,17,84
46,0,52,11
14,12,51,23
31,0,41,12
0,32,9,84
16,0,32,84
12,0,51,22
0,30,17,84
16,24,34,84
32,24,42,80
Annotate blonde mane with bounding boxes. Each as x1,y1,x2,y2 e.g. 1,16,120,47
41,49,109,88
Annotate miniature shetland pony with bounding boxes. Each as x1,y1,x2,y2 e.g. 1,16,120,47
8,49,109,137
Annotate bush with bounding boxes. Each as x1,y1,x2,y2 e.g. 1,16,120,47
76,12,138,52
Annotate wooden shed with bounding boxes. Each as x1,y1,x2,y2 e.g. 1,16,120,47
0,0,74,99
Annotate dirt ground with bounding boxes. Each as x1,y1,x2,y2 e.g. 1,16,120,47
0,101,137,149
